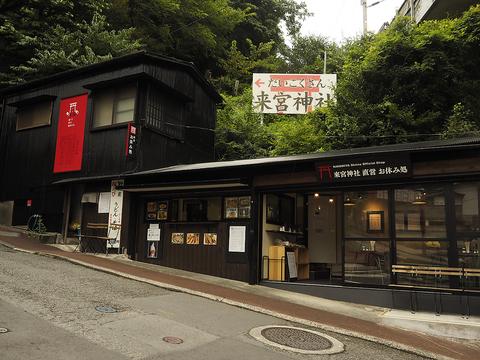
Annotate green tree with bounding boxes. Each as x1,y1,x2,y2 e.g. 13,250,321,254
214,39,282,94
215,89,273,160
317,6,480,149
0,0,109,84
7,14,141,82
441,103,480,139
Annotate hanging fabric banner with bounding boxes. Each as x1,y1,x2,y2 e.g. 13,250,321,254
53,94,88,173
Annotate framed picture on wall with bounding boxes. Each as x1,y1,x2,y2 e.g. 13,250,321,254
367,211,384,233
225,197,239,219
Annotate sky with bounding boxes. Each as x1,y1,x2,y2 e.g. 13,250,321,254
295,0,406,43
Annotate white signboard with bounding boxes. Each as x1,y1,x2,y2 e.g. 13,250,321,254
252,73,336,114
286,252,298,279
228,226,246,253
98,192,110,213
107,180,124,249
147,228,161,241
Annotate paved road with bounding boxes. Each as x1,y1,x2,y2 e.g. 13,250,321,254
0,244,426,359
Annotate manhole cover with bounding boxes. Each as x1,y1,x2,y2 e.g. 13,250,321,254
95,306,118,313
249,325,344,355
0,328,9,333
162,336,184,344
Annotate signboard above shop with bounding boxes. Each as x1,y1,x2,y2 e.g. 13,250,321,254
316,155,411,183
252,73,336,114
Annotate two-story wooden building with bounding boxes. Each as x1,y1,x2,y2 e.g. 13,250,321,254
0,51,221,244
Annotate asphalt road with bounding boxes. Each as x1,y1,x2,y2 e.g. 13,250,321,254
0,243,426,359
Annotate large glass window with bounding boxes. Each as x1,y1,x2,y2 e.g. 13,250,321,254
344,190,391,285
394,186,446,239
344,240,390,285
16,101,52,130
344,190,389,238
454,183,480,288
93,85,136,127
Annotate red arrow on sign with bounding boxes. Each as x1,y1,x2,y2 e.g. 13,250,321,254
255,78,265,87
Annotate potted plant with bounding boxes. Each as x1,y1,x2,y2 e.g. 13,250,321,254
69,222,81,237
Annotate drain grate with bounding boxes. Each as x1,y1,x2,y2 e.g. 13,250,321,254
95,306,118,313
249,325,344,355
0,328,9,333
261,326,332,350
162,336,184,344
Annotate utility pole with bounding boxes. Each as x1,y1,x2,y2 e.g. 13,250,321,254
361,0,368,35
410,0,415,21
323,50,327,74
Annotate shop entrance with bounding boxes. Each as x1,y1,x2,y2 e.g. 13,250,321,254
261,192,342,284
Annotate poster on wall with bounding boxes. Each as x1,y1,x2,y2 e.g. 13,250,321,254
225,197,239,219
147,224,161,241
107,180,124,249
203,233,217,246
53,94,88,173
157,201,168,220
171,233,184,244
147,241,159,258
228,226,246,252
125,123,137,159
186,233,200,245
98,192,110,213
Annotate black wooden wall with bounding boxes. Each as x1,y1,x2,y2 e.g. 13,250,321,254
0,53,219,230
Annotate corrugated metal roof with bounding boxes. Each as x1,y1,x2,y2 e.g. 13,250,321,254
130,137,480,176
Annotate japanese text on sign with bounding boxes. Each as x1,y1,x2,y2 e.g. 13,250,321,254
317,156,411,183
252,73,336,114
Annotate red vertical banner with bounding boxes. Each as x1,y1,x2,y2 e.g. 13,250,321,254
53,94,88,173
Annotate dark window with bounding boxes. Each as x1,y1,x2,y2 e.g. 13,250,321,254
344,190,390,239
454,182,480,288
92,85,136,127
16,101,52,130
394,186,446,239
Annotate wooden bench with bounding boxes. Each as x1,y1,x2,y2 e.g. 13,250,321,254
78,223,121,255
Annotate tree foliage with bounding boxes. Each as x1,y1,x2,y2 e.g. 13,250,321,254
8,14,141,82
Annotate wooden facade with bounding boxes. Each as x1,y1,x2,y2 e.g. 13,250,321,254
0,52,221,232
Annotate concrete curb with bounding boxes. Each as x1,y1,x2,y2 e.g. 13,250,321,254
0,239,452,360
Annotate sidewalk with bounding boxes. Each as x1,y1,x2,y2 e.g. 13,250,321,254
0,226,479,360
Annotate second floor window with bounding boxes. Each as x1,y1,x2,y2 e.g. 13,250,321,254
92,85,136,128
16,100,53,130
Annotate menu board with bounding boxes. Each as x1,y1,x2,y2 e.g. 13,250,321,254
146,200,168,221
225,196,251,219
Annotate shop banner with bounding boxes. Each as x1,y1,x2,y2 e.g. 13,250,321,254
252,73,336,114
316,155,411,183
125,123,137,159
108,180,124,249
53,94,88,173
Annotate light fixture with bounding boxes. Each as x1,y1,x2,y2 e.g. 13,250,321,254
412,191,427,205
344,196,355,206
329,197,334,203
314,193,319,198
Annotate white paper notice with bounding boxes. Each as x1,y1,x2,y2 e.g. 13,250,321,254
228,226,246,253
286,252,297,279
147,228,161,241
149,223,159,230
98,192,110,213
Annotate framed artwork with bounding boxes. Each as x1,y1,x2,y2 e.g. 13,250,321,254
186,233,200,245
203,233,217,245
238,196,251,219
171,233,184,244
367,211,384,233
147,202,158,212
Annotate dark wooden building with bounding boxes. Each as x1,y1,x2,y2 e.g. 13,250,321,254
119,138,480,314
0,51,221,238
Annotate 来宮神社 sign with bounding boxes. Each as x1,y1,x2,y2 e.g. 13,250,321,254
252,73,336,114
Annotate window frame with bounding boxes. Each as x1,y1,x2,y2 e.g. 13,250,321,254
16,100,53,131
91,83,137,129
